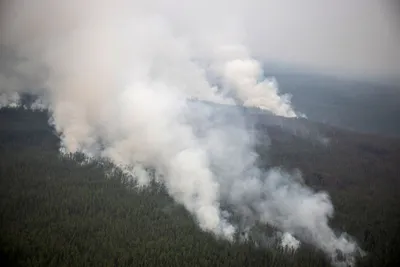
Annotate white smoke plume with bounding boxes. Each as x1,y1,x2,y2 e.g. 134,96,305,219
280,232,301,251
0,0,361,265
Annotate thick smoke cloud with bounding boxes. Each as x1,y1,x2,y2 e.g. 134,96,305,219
1,0,361,265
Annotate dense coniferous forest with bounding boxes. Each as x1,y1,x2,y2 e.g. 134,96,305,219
0,107,400,266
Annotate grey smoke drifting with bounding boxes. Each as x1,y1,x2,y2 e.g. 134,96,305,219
1,0,361,265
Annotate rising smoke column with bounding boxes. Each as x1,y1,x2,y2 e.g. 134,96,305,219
0,0,361,265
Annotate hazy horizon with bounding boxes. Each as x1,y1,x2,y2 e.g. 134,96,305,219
245,0,400,81
2,1,399,85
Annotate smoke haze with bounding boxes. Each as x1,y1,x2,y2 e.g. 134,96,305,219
1,0,362,265
246,0,400,80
